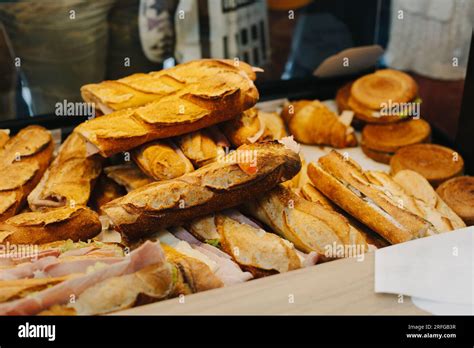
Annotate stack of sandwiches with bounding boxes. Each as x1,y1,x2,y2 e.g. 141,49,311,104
0,59,469,316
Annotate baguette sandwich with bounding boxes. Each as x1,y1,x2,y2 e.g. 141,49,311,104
81,59,258,115
176,127,229,167
307,151,437,244
244,184,369,258
0,206,102,245
28,133,103,211
185,212,303,278
133,228,254,285
75,60,259,157
0,126,54,221
0,240,222,315
132,140,194,180
221,108,287,147
102,142,301,240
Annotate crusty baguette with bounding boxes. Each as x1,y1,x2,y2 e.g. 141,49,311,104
222,108,288,147
176,128,228,167
307,151,435,244
103,164,154,192
244,184,368,258
299,183,337,211
28,133,103,211
132,140,194,180
75,60,259,157
221,108,268,146
0,126,54,221
162,244,224,294
186,213,301,277
258,110,288,140
281,100,357,148
102,142,301,240
390,170,466,230
298,182,389,249
0,206,101,245
81,59,258,114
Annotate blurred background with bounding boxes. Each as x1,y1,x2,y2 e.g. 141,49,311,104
0,0,472,140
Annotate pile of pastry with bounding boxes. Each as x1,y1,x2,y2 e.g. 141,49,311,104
281,68,473,227
0,60,471,316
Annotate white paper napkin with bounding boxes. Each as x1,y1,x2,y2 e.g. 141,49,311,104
375,227,474,314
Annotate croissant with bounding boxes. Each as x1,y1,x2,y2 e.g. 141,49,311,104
281,100,357,148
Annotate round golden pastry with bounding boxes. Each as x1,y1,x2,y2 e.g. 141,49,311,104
351,69,418,110
390,144,464,187
436,176,474,225
362,118,431,153
347,94,402,124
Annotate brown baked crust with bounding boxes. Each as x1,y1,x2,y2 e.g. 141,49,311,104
244,184,368,257
0,126,54,221
351,69,418,110
436,176,474,225
176,129,226,167
27,133,103,211
216,214,301,277
221,108,266,147
258,110,288,140
162,245,224,293
361,143,393,164
132,140,194,181
103,142,301,240
362,119,431,153
81,59,258,113
76,60,259,157
390,144,464,187
347,95,402,124
281,100,357,148
307,151,434,244
0,206,102,245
